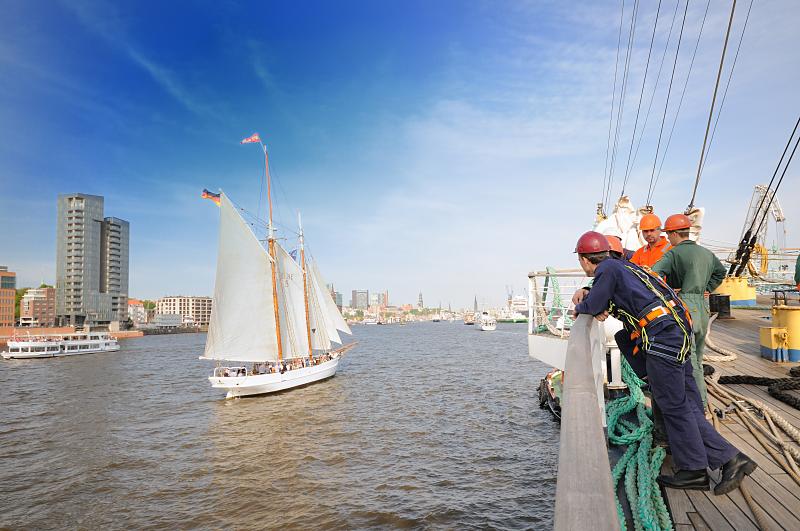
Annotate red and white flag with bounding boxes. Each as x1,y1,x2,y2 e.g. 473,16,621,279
240,133,261,144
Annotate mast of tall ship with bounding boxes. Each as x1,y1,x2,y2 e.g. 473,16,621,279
261,140,283,362
298,212,314,362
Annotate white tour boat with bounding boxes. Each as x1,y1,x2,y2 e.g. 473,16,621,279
200,137,354,399
2,331,120,359
478,311,497,331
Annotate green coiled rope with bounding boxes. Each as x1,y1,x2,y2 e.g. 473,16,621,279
607,357,673,531
536,266,576,333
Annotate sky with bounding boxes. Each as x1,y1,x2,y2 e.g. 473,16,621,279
1,0,799,308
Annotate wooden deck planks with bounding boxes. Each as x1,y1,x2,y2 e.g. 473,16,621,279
662,307,800,530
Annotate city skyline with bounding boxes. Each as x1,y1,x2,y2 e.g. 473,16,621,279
2,1,799,308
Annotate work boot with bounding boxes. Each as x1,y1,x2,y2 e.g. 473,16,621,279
714,453,757,495
657,470,709,491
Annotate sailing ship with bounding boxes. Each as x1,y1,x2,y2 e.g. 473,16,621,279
200,137,354,398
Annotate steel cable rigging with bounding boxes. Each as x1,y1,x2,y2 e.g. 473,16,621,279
687,0,739,211
646,0,690,206
698,0,754,178
730,116,800,276
651,0,711,198
618,0,663,199
604,0,641,214
601,0,628,216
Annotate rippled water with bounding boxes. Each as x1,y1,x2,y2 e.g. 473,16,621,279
0,323,558,529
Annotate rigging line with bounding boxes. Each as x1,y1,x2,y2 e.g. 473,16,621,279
752,128,800,239
605,0,641,212
647,0,690,205
623,0,681,196
619,0,663,199
698,0,754,177
652,0,711,195
687,0,738,211
746,115,800,236
602,0,628,209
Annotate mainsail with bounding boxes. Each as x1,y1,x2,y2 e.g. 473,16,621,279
202,193,280,362
275,244,311,359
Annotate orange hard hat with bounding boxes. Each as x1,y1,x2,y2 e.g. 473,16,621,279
664,213,692,232
575,231,611,254
606,235,623,255
639,213,662,231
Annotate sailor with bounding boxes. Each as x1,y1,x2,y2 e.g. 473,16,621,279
795,253,800,292
631,213,671,268
572,231,756,493
652,214,726,408
602,227,635,260
606,234,626,260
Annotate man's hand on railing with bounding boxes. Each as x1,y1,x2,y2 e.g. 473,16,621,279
593,310,610,322
572,288,589,305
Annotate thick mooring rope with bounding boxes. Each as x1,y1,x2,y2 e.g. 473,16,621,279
607,358,672,531
704,313,738,362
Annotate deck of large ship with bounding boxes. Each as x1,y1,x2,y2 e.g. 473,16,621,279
662,306,800,530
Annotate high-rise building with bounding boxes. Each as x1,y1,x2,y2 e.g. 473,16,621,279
55,194,130,327
418,292,424,309
369,291,390,308
351,289,369,310
334,291,343,310
0,266,16,327
156,296,212,326
20,286,56,327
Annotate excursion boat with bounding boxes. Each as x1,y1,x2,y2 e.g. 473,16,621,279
1,331,120,359
478,311,497,331
200,136,354,399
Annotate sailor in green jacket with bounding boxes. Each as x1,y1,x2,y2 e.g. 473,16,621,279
795,253,800,292
652,214,726,407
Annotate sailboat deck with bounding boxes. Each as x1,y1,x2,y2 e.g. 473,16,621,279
662,307,800,530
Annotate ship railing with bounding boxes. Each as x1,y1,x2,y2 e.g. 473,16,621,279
527,268,589,338
554,314,620,531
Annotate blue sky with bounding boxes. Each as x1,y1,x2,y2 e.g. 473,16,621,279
2,0,798,308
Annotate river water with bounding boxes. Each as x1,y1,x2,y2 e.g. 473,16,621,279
0,323,558,530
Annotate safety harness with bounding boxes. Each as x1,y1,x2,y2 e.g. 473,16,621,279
608,264,693,363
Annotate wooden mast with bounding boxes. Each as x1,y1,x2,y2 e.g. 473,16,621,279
263,143,283,362
298,213,314,362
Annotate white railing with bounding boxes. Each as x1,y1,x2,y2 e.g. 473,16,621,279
527,268,590,338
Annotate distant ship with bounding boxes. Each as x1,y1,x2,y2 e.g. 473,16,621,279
463,311,475,325
478,311,497,331
2,331,119,359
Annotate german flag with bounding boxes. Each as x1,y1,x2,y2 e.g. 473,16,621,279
201,189,221,206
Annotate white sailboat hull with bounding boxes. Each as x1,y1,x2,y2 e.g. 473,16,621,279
209,357,340,398
480,322,497,331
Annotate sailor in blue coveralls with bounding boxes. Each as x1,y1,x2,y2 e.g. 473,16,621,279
571,231,756,494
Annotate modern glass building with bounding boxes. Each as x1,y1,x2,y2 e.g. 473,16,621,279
56,194,129,327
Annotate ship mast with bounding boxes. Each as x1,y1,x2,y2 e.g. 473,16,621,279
298,212,314,362
263,142,284,362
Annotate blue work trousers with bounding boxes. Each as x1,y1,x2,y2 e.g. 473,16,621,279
646,354,738,470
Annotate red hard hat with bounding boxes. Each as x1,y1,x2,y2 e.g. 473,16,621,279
664,214,692,232
606,235,623,255
575,231,611,254
639,213,662,231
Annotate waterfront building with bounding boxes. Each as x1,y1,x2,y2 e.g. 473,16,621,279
55,194,130,327
0,266,16,327
156,295,212,326
334,291,343,309
20,287,56,327
351,289,369,310
153,313,182,328
128,298,147,325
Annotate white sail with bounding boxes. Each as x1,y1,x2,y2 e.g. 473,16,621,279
275,244,311,359
202,193,280,362
307,280,332,351
310,260,352,336
307,262,342,345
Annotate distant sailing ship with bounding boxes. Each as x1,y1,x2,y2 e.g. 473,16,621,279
200,135,354,398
